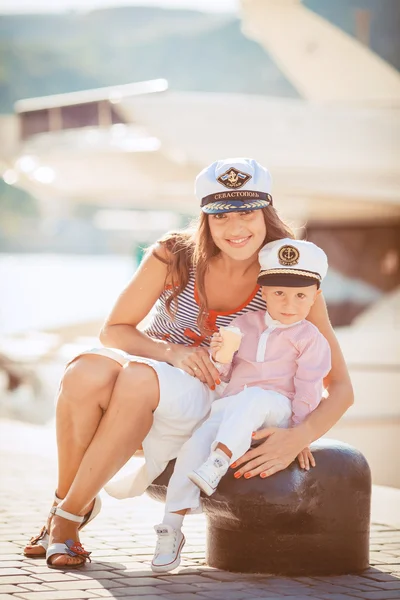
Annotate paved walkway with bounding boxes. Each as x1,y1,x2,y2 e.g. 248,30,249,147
1,421,400,600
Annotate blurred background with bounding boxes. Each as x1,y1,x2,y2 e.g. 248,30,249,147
0,0,399,486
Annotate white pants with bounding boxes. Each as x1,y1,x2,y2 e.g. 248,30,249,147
165,386,292,513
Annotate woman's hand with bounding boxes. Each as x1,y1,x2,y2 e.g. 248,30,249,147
210,332,223,361
168,345,221,390
231,426,310,479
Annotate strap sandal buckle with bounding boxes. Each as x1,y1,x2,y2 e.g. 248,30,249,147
30,525,47,545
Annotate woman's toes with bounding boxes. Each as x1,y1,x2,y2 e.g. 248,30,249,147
24,545,45,556
49,554,83,567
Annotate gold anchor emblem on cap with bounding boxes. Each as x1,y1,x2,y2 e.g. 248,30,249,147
217,167,252,189
278,245,300,266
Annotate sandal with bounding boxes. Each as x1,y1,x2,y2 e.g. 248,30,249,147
46,506,92,570
24,493,101,558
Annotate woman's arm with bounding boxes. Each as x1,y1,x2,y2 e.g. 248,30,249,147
99,245,174,362
302,292,354,438
233,293,354,478
99,245,220,388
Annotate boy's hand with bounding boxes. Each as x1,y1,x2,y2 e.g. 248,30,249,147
297,447,315,471
210,331,223,361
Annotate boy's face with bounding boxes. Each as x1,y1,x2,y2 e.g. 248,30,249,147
261,284,319,324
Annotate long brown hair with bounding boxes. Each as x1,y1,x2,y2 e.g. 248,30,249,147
153,206,294,331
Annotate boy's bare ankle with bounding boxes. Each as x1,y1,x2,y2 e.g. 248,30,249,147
215,443,232,459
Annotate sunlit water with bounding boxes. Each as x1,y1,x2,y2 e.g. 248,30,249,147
0,254,138,423
0,253,137,335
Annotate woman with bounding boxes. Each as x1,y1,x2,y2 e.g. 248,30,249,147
24,158,353,569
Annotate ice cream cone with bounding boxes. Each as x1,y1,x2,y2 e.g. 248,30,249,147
215,326,243,363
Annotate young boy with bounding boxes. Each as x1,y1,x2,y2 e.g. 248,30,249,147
151,238,331,573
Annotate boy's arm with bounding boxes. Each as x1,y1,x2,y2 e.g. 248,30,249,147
210,315,244,381
292,331,332,426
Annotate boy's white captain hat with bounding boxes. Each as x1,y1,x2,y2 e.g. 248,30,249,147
258,238,328,288
195,157,273,214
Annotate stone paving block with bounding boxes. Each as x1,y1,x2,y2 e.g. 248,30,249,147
116,586,166,595
108,570,155,578
0,561,27,568
317,593,366,599
247,582,314,593
79,563,122,572
363,572,400,582
70,571,124,580
376,567,400,573
114,575,167,586
53,579,124,590
160,574,213,584
370,581,400,589
0,584,25,593
242,596,291,600
96,589,160,598
108,596,164,600
20,560,47,566
304,583,368,595
371,556,400,565
334,583,389,593
0,568,32,576
0,577,34,585
89,591,132,597
357,592,400,599
162,594,211,600
24,567,64,574
197,591,262,600
354,579,400,590
89,556,136,563
269,596,327,600
308,595,359,600
29,573,79,583
16,584,56,592
192,581,248,591
151,583,199,593
240,591,292,598
14,592,99,600
109,577,162,588
105,562,150,571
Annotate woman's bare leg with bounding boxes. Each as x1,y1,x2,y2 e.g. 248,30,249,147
48,362,160,567
55,355,122,499
24,355,122,556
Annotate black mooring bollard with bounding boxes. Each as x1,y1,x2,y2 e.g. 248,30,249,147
146,438,371,575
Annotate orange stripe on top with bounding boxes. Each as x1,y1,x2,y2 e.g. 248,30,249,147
193,281,260,317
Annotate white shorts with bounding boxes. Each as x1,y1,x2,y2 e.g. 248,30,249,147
70,347,217,498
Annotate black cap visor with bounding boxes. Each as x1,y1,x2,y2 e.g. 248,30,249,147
257,273,320,289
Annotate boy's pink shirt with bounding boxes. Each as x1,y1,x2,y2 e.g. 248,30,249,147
217,310,331,425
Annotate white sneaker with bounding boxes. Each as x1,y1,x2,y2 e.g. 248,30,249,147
151,524,185,573
188,452,229,496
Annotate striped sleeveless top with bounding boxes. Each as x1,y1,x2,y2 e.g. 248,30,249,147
143,270,265,348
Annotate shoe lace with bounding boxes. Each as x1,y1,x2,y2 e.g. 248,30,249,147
155,529,178,554
205,457,226,485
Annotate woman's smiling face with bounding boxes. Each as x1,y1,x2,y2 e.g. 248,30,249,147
208,210,267,261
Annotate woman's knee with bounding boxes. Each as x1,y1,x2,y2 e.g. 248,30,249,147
60,354,121,401
113,362,160,411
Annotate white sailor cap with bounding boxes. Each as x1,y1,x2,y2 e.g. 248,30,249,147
195,157,273,214
258,238,328,288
